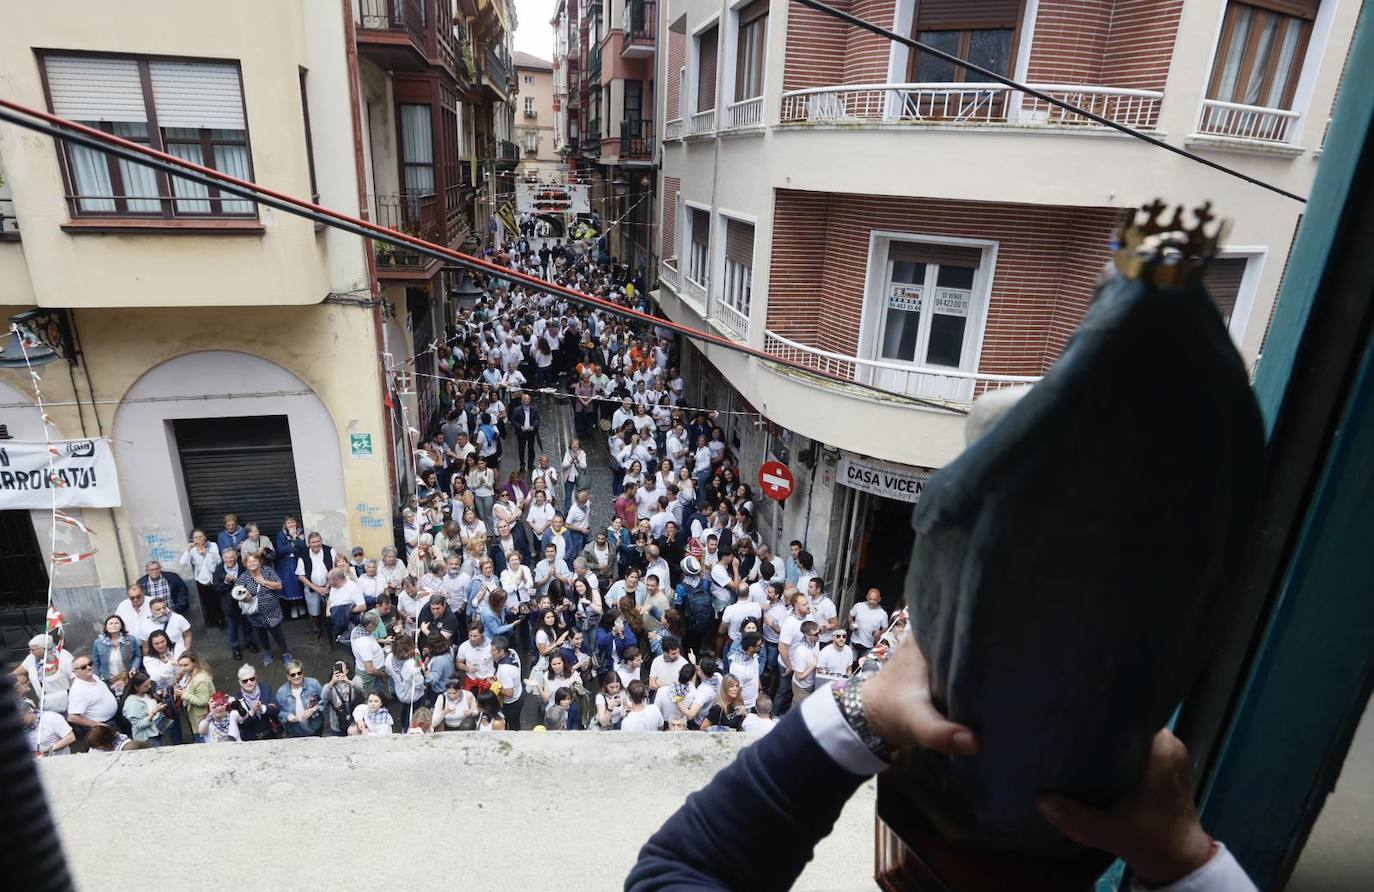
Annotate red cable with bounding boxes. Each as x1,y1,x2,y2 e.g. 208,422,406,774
0,95,965,414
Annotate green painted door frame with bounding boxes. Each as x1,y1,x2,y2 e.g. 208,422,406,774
1185,9,1374,889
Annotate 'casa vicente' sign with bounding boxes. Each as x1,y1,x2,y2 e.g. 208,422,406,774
836,455,933,504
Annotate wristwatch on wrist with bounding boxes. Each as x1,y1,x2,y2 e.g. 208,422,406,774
832,673,898,763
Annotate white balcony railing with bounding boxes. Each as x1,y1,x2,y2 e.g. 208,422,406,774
726,96,765,129
665,118,686,140
659,257,679,290
682,274,707,307
688,109,717,136
709,293,750,341
763,329,1041,406
1196,98,1300,144
779,82,1163,130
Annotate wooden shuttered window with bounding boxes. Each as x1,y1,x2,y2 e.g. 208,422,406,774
697,26,719,112
1203,257,1248,325
725,218,755,265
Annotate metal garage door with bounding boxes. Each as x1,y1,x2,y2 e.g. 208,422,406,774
173,415,303,541
0,509,47,608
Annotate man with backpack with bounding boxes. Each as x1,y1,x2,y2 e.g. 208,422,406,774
674,556,715,658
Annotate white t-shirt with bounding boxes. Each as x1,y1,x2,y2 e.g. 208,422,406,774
731,653,761,709
352,704,395,735
67,677,118,723
778,615,805,671
457,640,495,679
792,644,818,691
115,598,152,635
621,704,665,732
648,654,688,689
140,612,191,647
809,596,839,643
496,656,522,704
849,603,890,648
351,634,385,672
27,711,73,755
741,713,778,735
816,644,855,682
762,602,788,644
720,601,763,642
686,681,718,721
327,580,366,612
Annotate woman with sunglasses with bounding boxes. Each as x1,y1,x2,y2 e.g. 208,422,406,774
231,663,280,741
276,660,324,737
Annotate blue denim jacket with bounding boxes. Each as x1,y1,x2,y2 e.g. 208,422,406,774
91,634,142,682
276,677,325,736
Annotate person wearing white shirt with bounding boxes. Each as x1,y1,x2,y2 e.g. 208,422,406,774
377,546,408,589
439,556,473,614
565,489,592,553
561,441,588,507
534,544,572,599
709,554,737,615
530,456,559,503
620,680,665,732
612,399,636,435
499,551,536,606
649,500,676,539
179,529,224,626
526,490,556,540
635,478,663,522
731,633,764,710
740,695,778,735
115,584,154,636
648,637,689,690
457,625,496,679
355,561,386,606
140,597,193,653
807,577,839,644
790,622,821,704
815,631,855,682
66,656,118,729
848,587,890,658
325,569,366,642
719,583,763,652
491,636,524,730
351,619,388,694
666,424,689,472
22,702,75,756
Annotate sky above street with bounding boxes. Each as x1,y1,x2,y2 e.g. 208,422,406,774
513,0,557,61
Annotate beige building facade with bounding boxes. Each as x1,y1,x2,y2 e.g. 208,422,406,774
0,0,449,635
514,52,561,178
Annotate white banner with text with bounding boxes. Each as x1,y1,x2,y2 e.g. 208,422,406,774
836,455,932,504
0,439,123,508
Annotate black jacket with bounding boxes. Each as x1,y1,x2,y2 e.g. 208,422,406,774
136,572,190,615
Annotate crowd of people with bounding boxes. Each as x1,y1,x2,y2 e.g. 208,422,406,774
15,225,905,753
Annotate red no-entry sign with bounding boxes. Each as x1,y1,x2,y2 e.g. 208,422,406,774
758,460,795,502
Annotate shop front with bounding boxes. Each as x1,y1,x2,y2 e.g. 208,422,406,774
828,454,934,615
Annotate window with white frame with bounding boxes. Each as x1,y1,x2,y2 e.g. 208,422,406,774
874,241,986,371
525,96,536,116
721,217,754,321
734,0,768,101
1208,0,1317,111
688,207,711,284
43,54,255,217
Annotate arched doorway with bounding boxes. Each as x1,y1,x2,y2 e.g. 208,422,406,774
112,351,347,583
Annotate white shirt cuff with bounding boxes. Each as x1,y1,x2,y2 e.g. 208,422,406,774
799,681,889,777
1129,845,1257,892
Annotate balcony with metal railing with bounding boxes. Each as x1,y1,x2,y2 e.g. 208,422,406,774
762,329,1040,407
1193,98,1302,147
621,0,656,59
619,119,655,161
584,119,601,157
586,45,602,84
779,82,1164,131
688,108,716,136
725,96,764,129
355,0,429,71
483,47,512,95
496,139,520,169
370,192,444,275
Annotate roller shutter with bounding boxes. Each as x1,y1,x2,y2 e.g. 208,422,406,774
1203,257,1248,326
174,416,302,541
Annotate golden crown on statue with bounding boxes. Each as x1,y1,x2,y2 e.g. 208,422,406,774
1113,199,1227,286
